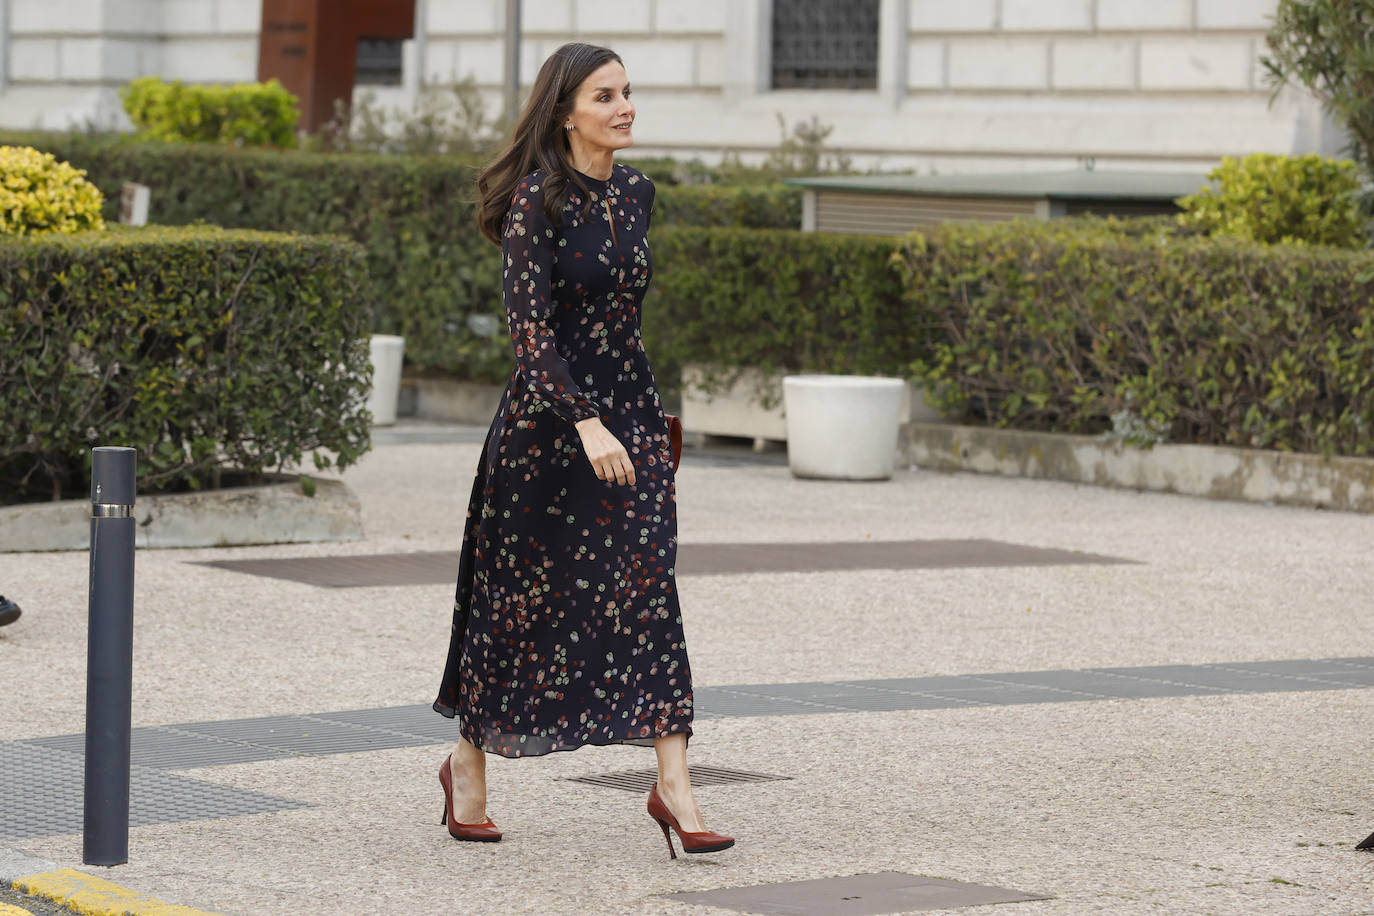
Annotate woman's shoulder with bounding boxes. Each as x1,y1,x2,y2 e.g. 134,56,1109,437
615,162,654,188
511,168,549,198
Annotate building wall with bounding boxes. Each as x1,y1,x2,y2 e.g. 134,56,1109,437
0,0,1342,174
1,0,262,131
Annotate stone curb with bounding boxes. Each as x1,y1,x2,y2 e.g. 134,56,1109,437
1,848,225,916
0,476,363,553
901,421,1374,513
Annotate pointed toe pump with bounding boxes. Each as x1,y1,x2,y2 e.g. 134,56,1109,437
647,781,734,859
438,755,502,842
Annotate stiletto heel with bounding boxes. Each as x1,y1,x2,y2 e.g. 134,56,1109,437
438,754,502,842
654,816,677,859
646,781,734,858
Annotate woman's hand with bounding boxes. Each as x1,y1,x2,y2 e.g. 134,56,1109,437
575,417,637,487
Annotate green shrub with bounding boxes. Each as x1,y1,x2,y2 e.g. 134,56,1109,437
1177,153,1365,247
0,225,372,504
0,145,106,237
900,217,1374,456
0,133,803,381
645,227,916,406
121,77,300,148
653,184,802,230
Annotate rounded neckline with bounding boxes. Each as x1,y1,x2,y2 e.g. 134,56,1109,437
570,163,615,185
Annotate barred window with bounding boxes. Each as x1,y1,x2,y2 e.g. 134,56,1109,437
771,0,880,90
356,38,403,87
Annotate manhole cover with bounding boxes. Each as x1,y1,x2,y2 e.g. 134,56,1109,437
568,765,790,792
665,871,1049,914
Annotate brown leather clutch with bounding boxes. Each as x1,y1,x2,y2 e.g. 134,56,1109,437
667,413,683,471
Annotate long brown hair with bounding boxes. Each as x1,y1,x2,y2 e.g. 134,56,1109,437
476,42,622,245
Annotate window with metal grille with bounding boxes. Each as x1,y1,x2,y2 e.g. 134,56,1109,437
356,38,403,86
771,0,880,90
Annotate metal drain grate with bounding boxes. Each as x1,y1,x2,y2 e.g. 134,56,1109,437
666,871,1050,914
567,765,792,793
0,743,310,842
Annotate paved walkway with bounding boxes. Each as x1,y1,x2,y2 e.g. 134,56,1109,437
1,421,1373,915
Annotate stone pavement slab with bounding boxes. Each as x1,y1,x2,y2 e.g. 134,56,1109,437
1,422,1372,914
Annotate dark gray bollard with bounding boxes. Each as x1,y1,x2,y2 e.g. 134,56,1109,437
83,447,136,866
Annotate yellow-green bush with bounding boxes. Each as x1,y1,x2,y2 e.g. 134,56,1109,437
0,145,105,237
121,77,300,148
1177,153,1365,247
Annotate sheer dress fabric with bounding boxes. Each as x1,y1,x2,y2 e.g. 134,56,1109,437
433,163,693,758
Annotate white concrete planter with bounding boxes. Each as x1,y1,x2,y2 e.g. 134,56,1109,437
680,363,787,443
783,374,906,480
0,476,362,552
366,334,406,426
410,376,505,424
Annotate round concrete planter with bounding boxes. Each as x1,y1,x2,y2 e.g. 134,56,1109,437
783,374,906,480
367,334,406,426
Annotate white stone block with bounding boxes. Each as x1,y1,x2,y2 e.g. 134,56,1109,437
615,39,692,86
59,39,106,80
8,38,60,80
131,39,164,78
214,0,263,33
908,0,996,32
157,38,258,81
1197,0,1278,30
1001,0,1091,32
11,0,104,33
1139,38,1252,90
575,0,650,33
521,39,550,86
696,39,726,87
906,38,944,89
655,0,727,33
428,0,500,35
161,0,216,34
1052,38,1135,89
423,39,460,81
948,38,1049,90
1095,0,1192,30
101,37,146,80
453,37,505,81
102,0,160,34
521,0,574,33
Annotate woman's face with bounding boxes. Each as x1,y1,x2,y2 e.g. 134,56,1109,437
564,60,635,153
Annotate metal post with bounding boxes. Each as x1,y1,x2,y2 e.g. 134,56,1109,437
503,0,521,124
83,447,136,867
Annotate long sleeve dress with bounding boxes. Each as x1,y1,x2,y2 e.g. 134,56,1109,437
433,163,694,758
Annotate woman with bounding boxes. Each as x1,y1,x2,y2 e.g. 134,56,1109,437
432,42,733,860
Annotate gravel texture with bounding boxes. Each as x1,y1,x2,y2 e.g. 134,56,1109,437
1,423,1372,915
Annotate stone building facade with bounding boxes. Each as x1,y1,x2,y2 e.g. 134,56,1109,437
0,0,1341,174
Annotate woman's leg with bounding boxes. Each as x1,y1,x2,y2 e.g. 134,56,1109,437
448,736,489,823
652,732,707,832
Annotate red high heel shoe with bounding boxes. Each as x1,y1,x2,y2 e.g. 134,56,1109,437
647,781,734,859
438,754,501,842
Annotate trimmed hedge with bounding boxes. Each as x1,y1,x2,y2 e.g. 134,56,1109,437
899,218,1374,456
0,225,372,504
1,133,802,380
645,227,916,407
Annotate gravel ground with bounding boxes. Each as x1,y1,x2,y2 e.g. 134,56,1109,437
1,423,1372,915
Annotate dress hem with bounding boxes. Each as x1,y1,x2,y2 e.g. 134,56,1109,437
431,699,692,759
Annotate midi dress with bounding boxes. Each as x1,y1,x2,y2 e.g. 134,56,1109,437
433,162,694,758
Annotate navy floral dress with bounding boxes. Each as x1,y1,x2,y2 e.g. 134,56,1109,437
433,163,694,758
